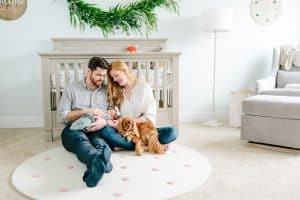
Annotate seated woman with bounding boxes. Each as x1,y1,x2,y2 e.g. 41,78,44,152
101,60,178,151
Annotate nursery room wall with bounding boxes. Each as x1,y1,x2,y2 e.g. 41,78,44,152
0,0,300,128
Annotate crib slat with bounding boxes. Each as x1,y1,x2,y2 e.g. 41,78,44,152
64,62,69,87
163,61,168,108
141,61,147,82
74,63,79,82
49,62,55,111
169,90,173,107
128,61,133,71
154,61,160,108
145,61,150,83
149,62,155,88
143,61,147,82
136,61,141,79
54,62,61,111
79,62,85,81
168,61,173,107
83,62,88,77
131,62,137,77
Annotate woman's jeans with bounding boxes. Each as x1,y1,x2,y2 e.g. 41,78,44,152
100,126,178,150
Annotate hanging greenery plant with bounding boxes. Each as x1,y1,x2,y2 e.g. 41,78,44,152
67,0,180,37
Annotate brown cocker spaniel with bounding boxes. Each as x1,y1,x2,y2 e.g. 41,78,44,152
116,117,165,156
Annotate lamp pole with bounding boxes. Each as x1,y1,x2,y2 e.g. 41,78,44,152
203,30,223,127
201,8,233,127
212,30,217,119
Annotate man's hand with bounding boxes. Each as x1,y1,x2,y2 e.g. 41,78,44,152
85,108,106,117
87,116,107,132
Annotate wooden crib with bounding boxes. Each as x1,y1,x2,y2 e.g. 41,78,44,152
39,38,180,141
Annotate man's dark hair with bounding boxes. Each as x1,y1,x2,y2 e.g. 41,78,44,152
88,57,109,71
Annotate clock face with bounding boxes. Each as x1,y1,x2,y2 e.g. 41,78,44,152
250,0,282,25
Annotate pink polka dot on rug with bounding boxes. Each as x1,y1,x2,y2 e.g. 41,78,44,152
67,165,74,169
184,163,192,168
113,192,124,197
167,181,175,186
31,174,40,178
59,187,69,192
121,177,129,181
12,144,210,200
152,167,160,172
44,156,51,160
120,165,128,169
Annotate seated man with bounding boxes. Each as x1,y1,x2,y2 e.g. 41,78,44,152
57,57,112,187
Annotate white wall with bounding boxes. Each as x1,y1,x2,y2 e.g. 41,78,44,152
0,0,300,127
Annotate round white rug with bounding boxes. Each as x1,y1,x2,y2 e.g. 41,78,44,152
12,144,210,200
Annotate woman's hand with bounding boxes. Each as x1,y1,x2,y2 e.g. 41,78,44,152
107,119,118,128
107,109,117,119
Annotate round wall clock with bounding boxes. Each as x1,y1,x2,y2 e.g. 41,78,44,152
0,0,27,21
250,0,282,25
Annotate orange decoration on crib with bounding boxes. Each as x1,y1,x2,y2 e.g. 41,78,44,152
126,45,138,53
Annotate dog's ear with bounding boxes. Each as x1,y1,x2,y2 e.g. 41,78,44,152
116,117,124,133
129,118,135,130
132,120,140,138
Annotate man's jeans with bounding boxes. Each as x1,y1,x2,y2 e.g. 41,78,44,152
100,126,178,150
61,125,112,187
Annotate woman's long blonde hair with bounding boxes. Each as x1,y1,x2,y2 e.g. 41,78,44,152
107,60,134,109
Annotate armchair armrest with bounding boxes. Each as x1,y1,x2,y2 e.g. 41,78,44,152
260,88,300,97
255,76,276,94
285,84,300,89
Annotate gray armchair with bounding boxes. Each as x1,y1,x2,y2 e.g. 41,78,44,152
241,45,300,148
256,46,300,95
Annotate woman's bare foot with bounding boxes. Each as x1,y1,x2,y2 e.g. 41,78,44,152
113,147,124,151
163,144,169,151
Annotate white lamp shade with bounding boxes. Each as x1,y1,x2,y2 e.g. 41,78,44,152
201,8,233,32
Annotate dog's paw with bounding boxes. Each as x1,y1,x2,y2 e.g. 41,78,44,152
135,147,144,156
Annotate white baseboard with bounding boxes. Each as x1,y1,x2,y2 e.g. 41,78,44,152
0,112,228,128
179,111,228,123
0,116,43,128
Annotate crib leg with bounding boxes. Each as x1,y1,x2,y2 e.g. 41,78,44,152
45,131,54,142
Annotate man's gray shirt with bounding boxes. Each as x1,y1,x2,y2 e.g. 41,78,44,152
57,79,108,124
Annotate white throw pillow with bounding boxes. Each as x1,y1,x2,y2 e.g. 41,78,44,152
293,51,300,67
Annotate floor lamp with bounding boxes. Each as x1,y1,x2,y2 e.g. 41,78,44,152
202,8,233,127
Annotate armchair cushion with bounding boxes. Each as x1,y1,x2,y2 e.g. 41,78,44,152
243,95,300,119
276,70,300,88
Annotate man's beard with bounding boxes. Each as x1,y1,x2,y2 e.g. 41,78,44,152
90,76,103,87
